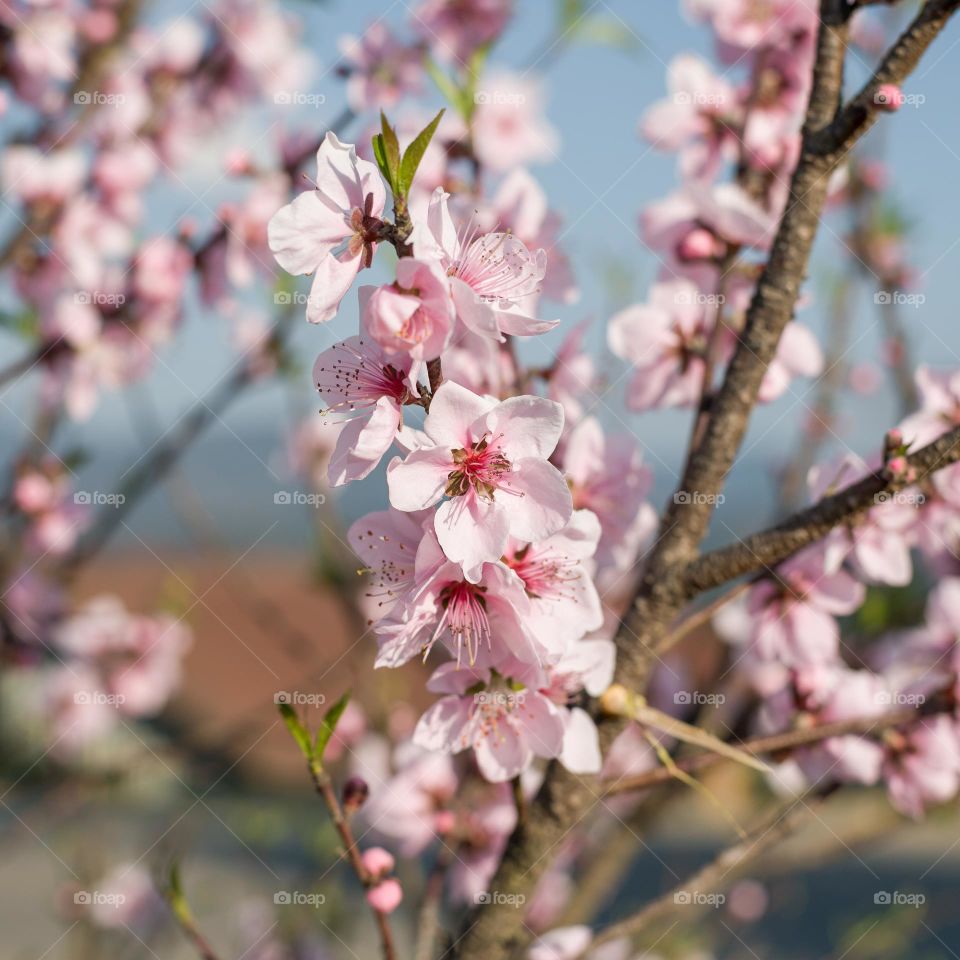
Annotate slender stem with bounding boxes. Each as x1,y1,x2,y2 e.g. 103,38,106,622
306,757,397,960
603,700,933,796
578,794,829,955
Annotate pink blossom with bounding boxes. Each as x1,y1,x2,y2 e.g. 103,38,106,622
608,278,719,412
2,146,86,206
544,321,595,421
360,257,455,374
348,507,432,621
539,638,616,774
268,133,385,323
414,662,566,782
809,457,917,586
757,665,887,786
472,69,558,173
366,878,403,913
84,864,165,932
758,321,824,402
641,54,738,177
411,0,511,65
642,183,776,268
475,167,578,305
222,174,290,289
884,716,960,818
501,510,604,648
314,336,414,486
360,846,395,879
371,531,545,669
744,544,865,665
386,381,571,580
900,366,960,447
339,22,422,112
363,747,458,855
561,417,655,571
53,596,192,718
414,188,557,340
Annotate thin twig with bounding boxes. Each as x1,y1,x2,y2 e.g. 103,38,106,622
306,757,397,960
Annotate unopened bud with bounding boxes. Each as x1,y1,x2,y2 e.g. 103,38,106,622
342,776,369,813
678,227,723,262
874,84,903,111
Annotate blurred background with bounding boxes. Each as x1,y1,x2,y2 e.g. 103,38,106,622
2,0,960,958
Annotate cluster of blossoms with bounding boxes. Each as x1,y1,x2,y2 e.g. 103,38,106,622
258,0,960,928
626,4,960,821
270,131,637,786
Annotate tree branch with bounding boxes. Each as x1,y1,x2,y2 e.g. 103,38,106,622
603,698,940,796
451,6,959,957
578,795,827,955
683,422,960,596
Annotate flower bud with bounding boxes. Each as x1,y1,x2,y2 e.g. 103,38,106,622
874,84,903,111
361,846,395,880
366,878,402,914
677,227,722,262
342,776,369,814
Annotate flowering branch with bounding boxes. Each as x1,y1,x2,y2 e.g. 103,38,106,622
603,695,948,796
683,422,960,598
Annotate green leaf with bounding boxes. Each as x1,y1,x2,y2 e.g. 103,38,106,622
314,691,351,763
166,863,193,927
278,702,313,760
380,112,401,189
371,133,391,186
425,58,467,118
399,109,445,196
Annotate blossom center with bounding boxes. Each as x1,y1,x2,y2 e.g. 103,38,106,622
451,231,543,303
433,581,490,666
445,435,512,500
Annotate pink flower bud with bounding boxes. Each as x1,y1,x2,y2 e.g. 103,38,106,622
224,148,252,176
886,428,903,448
433,810,456,835
366,879,402,914
361,847,395,879
677,227,722,262
887,456,907,475
874,84,903,111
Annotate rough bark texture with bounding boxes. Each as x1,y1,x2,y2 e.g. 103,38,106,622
451,5,960,959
